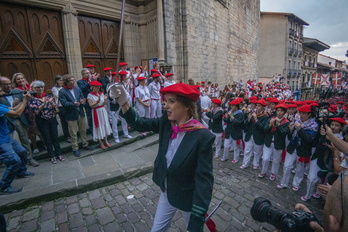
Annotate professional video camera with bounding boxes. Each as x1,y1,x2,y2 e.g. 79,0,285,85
251,197,321,232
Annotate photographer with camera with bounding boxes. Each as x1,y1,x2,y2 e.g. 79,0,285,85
0,90,35,194
0,76,39,167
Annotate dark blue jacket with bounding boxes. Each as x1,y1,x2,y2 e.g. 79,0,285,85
59,87,86,121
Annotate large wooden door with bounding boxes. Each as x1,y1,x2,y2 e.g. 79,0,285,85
0,2,67,88
78,15,123,74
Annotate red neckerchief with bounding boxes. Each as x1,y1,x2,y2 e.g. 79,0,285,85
63,85,75,90
17,84,31,91
271,116,289,132
90,91,104,128
35,93,47,99
81,78,89,83
171,119,206,139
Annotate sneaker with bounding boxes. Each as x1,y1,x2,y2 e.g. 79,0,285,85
258,173,265,178
28,158,39,167
17,171,35,178
213,155,219,158
269,174,276,181
141,132,147,136
292,186,299,191
312,192,321,199
277,184,286,189
292,169,296,174
83,146,94,151
115,139,120,143
33,148,39,154
66,137,72,143
73,150,81,157
123,135,132,139
0,186,22,195
252,165,259,170
240,165,247,169
221,158,228,162
301,196,309,202
231,160,238,163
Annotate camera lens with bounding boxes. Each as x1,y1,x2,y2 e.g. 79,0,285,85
251,197,289,230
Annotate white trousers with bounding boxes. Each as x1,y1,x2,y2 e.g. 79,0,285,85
222,138,241,161
151,192,191,232
242,137,263,168
212,132,222,156
280,151,299,187
304,158,320,199
261,143,282,175
136,101,150,118
150,99,162,118
293,148,316,188
109,110,129,139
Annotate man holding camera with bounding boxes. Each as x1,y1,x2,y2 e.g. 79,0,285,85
0,76,39,167
0,90,35,194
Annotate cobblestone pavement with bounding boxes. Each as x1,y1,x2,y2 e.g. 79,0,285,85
4,156,324,232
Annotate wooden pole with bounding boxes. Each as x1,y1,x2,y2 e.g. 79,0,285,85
113,0,126,83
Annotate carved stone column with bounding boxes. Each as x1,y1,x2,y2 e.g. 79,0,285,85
157,0,165,64
62,2,83,79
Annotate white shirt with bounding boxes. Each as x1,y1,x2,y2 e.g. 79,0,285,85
135,85,150,102
200,95,212,110
148,81,161,100
166,131,186,168
164,80,176,87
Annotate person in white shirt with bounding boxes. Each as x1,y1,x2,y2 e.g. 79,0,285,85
200,90,212,127
164,73,176,87
148,73,162,118
135,77,151,118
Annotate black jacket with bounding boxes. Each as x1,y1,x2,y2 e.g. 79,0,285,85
244,114,268,145
264,118,290,150
206,108,224,133
287,122,318,157
121,108,215,232
224,111,244,140
59,87,86,121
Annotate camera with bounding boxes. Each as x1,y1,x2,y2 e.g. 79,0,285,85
0,90,36,97
251,197,321,232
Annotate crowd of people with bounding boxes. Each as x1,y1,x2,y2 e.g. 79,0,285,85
1,61,348,231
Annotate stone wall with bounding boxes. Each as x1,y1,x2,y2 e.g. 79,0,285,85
164,0,260,85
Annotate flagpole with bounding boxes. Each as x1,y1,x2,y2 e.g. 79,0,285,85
113,0,126,84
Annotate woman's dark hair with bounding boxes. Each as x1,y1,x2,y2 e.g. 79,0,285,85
176,95,198,119
55,75,62,87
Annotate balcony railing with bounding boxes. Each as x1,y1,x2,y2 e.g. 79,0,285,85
288,48,294,55
293,50,298,57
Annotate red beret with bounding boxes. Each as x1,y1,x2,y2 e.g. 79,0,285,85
211,99,222,105
152,73,161,78
137,76,146,81
119,62,128,66
337,101,344,104
201,81,205,84
134,66,142,71
274,104,288,109
256,99,267,106
310,103,319,107
150,69,158,72
249,96,258,101
250,100,258,104
103,67,112,71
295,101,305,106
266,98,272,101
165,73,174,77
160,83,200,102
119,71,128,75
89,80,102,86
229,99,241,105
192,85,201,89
297,105,312,113
86,64,95,68
235,98,244,103
111,71,117,76
287,104,298,108
269,98,279,104
330,117,346,125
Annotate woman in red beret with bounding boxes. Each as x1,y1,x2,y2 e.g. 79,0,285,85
206,98,224,158
87,81,112,149
110,83,214,232
134,77,151,120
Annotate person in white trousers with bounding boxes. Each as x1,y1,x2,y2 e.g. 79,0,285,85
206,99,224,158
148,73,162,118
258,104,290,180
135,77,151,118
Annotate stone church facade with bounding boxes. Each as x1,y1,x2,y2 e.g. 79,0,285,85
0,0,259,87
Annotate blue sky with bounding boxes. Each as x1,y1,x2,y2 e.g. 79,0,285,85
261,0,348,61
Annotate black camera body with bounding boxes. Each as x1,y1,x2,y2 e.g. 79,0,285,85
251,197,321,232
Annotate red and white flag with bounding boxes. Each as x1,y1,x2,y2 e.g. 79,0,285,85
311,73,320,85
331,73,342,89
320,74,330,86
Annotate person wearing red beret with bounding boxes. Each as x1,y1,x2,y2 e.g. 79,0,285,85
148,74,162,118
279,105,318,195
109,83,214,232
86,64,100,82
87,81,112,149
206,98,224,158
135,76,151,121
119,62,130,80
336,101,346,118
222,99,245,163
258,104,290,180
164,73,176,88
240,99,269,169
99,67,112,94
